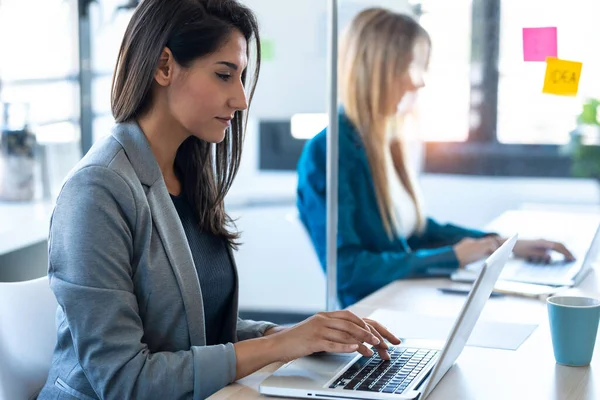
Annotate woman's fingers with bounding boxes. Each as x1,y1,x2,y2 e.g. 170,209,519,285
520,240,575,262
319,311,401,355
374,345,391,360
527,239,574,260
319,341,360,354
327,310,370,330
317,332,374,357
357,343,375,358
548,241,575,261
365,318,402,345
485,237,500,250
524,247,552,263
322,314,379,345
365,323,390,360
320,323,393,360
367,323,388,349
487,237,500,254
321,329,363,345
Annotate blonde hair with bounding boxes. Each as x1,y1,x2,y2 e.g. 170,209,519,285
339,8,429,239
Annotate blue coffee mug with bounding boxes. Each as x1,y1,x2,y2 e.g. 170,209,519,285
547,296,600,366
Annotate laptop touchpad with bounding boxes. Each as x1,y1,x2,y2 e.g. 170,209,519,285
272,352,356,383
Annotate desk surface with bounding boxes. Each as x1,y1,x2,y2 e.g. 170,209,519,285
210,273,600,400
210,208,600,400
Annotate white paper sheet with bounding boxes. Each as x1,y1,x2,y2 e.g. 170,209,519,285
368,308,537,351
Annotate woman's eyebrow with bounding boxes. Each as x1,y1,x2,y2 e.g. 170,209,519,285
216,61,238,70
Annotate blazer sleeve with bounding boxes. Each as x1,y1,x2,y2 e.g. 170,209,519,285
236,318,278,341
336,164,460,304
48,166,236,400
407,217,491,250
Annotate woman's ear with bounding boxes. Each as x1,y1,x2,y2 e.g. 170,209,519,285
155,47,175,86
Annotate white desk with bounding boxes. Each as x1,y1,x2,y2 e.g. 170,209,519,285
210,272,600,400
209,208,600,400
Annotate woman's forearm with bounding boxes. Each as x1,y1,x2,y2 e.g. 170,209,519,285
233,335,282,380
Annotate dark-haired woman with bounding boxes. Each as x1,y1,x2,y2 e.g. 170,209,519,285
37,1,399,399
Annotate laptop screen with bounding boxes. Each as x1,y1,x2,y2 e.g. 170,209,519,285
420,234,518,398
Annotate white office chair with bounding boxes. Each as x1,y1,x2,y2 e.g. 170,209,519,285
0,276,58,400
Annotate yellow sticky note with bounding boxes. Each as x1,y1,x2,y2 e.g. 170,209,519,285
542,57,583,96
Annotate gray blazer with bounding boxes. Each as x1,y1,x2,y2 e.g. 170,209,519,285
38,122,276,400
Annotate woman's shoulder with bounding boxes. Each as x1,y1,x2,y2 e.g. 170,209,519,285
51,137,141,234
57,128,143,206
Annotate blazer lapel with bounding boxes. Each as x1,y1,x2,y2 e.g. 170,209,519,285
111,122,206,345
226,245,240,338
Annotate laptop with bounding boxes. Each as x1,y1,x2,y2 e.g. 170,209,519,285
259,234,518,400
452,221,600,288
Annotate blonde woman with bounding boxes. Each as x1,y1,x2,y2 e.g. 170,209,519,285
296,8,574,308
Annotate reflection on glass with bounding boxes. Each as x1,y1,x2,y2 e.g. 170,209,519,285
229,0,329,318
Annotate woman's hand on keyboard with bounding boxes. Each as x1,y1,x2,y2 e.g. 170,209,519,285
512,239,576,263
363,317,403,360
266,310,401,363
453,237,501,267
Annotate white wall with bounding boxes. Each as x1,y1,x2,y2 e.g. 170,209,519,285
243,0,414,118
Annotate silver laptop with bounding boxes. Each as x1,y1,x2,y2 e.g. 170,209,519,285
452,223,600,287
259,234,518,400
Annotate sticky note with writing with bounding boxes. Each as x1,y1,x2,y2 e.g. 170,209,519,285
542,57,583,96
523,27,557,62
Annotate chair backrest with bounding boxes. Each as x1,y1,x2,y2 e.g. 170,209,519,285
0,276,58,400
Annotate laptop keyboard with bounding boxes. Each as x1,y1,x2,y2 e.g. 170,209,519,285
504,259,577,281
329,347,438,394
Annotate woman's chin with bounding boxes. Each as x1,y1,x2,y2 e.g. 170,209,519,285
191,130,227,144
212,130,228,143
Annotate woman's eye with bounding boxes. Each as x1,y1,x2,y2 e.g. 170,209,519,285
216,73,231,82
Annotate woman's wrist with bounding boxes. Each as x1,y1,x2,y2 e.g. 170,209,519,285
234,334,285,380
261,329,292,364
264,326,286,336
263,326,289,363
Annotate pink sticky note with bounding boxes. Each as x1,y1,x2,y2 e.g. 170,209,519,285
523,27,558,62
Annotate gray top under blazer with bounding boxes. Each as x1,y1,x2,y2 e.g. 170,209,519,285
37,122,276,400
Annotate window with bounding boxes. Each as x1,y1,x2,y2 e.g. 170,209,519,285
497,0,599,145
0,0,79,142
417,0,472,142
89,0,133,143
422,0,598,177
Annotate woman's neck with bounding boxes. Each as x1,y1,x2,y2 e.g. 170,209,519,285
137,101,188,188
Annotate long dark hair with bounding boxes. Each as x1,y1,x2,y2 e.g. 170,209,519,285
111,0,261,248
